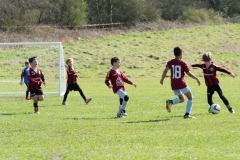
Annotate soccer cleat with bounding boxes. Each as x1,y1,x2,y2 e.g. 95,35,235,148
166,100,172,113
116,113,125,118
121,110,127,116
228,108,235,114
183,114,195,119
85,98,92,104
26,97,31,100
208,107,212,113
62,102,68,105
34,110,40,114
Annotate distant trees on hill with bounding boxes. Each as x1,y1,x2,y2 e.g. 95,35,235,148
0,0,239,31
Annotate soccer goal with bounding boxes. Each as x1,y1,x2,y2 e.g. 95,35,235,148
0,42,66,96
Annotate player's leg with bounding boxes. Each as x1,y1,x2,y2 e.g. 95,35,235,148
25,83,30,100
116,90,128,117
62,85,70,105
76,84,91,104
30,90,40,114
207,86,215,113
215,84,235,113
165,89,184,113
181,87,195,118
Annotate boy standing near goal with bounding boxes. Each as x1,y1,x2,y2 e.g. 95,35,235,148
28,57,46,114
160,47,200,119
191,52,235,113
62,58,92,105
105,57,137,118
20,61,31,100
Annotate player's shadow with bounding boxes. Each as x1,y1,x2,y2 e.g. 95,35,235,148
64,117,116,120
0,112,32,116
123,118,170,123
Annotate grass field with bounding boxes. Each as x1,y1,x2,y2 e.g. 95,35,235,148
0,24,240,159
0,77,240,159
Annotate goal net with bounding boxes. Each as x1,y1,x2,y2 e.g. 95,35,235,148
0,42,66,96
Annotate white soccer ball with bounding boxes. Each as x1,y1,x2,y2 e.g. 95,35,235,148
210,104,221,114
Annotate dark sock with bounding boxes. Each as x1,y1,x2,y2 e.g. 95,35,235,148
34,103,38,111
26,91,29,98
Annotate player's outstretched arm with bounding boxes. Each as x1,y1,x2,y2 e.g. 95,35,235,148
132,83,137,87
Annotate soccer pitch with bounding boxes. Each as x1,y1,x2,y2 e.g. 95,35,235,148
0,77,239,159
0,24,240,159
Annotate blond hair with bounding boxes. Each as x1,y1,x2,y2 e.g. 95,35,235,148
66,58,73,65
202,52,212,62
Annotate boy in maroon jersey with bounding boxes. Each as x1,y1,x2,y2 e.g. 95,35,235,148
160,47,200,119
191,52,235,113
62,58,91,105
28,57,46,114
105,57,137,118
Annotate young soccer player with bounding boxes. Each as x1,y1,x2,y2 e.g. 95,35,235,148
28,57,46,114
105,57,137,118
160,47,200,119
20,61,31,100
191,52,235,113
62,58,92,105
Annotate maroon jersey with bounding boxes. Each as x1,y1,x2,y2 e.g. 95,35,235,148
105,69,133,93
28,68,45,90
191,63,231,86
66,66,77,84
166,59,190,90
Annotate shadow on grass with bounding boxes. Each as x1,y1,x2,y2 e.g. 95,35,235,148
64,117,116,120
124,118,170,123
0,112,32,116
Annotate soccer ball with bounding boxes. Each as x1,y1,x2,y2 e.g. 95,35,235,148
209,104,221,114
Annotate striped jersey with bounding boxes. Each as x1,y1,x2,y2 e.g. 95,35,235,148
28,68,45,90
191,63,231,86
66,66,78,84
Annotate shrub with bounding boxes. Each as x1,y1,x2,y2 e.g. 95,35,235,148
180,8,223,24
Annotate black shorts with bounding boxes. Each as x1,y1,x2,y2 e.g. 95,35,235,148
207,84,222,95
30,90,44,97
66,84,81,91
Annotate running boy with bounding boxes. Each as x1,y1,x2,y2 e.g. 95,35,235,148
191,52,235,113
28,57,46,114
62,58,91,105
20,61,30,100
105,57,137,118
160,47,200,119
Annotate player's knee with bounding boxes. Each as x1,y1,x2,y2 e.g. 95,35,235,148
179,97,185,103
124,95,129,101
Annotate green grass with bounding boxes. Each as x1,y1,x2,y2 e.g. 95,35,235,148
0,77,240,159
0,24,240,159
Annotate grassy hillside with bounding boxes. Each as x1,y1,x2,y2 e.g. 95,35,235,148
64,24,240,78
1,24,239,93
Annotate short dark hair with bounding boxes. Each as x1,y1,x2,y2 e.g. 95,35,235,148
111,57,120,65
174,47,182,56
25,61,29,64
29,56,37,63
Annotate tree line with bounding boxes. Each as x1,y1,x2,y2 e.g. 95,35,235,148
0,0,239,31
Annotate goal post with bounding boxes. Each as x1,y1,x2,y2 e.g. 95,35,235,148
0,42,66,96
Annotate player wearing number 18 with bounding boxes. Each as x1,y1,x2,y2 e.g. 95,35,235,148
160,47,201,119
